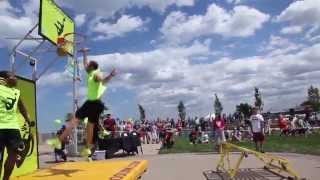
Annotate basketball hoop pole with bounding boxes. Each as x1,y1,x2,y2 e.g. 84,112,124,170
72,39,79,155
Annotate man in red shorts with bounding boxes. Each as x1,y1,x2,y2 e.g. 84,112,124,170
249,107,265,153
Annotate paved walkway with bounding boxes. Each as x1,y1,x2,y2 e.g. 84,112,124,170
141,143,161,155
39,145,320,180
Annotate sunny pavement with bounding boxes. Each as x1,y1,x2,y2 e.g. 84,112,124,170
39,144,320,180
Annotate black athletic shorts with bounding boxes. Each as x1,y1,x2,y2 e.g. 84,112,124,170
75,100,105,123
0,129,22,152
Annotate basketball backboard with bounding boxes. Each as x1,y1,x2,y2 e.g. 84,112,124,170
39,0,75,56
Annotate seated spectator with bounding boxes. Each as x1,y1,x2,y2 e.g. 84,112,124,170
201,132,209,144
125,119,134,133
54,125,68,162
232,127,242,142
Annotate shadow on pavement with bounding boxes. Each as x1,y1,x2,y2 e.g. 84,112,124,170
203,168,288,180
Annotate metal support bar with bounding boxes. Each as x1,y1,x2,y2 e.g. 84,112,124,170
10,23,38,56
32,60,37,81
230,152,246,178
6,37,44,41
15,50,39,63
27,40,45,58
10,53,16,73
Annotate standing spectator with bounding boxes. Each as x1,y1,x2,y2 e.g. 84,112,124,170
214,114,226,153
265,117,272,135
249,107,265,153
139,122,147,144
200,117,206,132
279,114,289,136
195,117,200,131
151,123,158,143
176,120,182,136
170,118,175,128
189,127,198,145
145,121,152,144
304,106,311,123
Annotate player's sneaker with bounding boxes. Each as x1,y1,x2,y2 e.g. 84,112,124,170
46,137,62,149
98,130,111,139
87,157,93,162
80,147,91,158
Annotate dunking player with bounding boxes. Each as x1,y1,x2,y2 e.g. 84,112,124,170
48,48,116,160
0,71,34,180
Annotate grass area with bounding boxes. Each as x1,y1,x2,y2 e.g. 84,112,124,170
159,133,320,155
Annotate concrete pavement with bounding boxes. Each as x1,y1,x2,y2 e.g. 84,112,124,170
39,144,320,180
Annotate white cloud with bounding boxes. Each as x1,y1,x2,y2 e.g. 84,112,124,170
277,0,320,34
309,35,320,43
0,0,39,48
40,40,320,116
260,35,304,57
160,3,270,44
75,14,86,27
226,0,242,4
37,71,72,87
92,15,147,40
57,0,196,17
89,42,319,115
280,25,303,34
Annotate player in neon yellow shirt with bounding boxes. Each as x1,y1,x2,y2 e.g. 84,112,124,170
0,71,33,180
49,48,116,160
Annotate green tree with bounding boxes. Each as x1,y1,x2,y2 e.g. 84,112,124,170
302,85,320,111
138,104,146,121
177,101,186,121
236,103,252,119
214,94,223,115
254,87,263,111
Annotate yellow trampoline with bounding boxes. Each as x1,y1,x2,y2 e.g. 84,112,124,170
13,160,148,180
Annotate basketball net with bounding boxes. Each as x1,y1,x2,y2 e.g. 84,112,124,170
57,36,70,57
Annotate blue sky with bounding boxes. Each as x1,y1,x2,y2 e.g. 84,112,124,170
1,0,320,133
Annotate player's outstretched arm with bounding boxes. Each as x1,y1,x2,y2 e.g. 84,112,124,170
94,68,116,84
102,68,116,84
79,48,90,72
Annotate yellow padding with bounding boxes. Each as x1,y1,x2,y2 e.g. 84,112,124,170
13,160,148,180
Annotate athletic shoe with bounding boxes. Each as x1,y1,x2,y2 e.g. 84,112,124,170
80,147,91,158
98,130,111,139
47,137,62,149
87,157,93,162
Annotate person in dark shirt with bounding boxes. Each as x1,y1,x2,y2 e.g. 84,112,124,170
103,114,116,137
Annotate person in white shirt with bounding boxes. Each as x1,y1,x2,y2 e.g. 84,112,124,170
249,107,265,153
